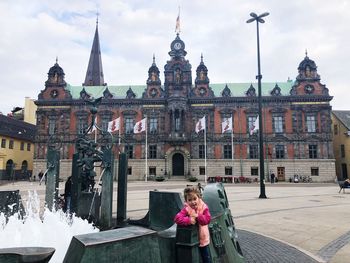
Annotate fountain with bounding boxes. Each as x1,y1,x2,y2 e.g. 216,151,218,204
0,98,246,262
0,191,98,263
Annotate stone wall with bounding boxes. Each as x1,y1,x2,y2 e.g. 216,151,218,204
34,158,336,183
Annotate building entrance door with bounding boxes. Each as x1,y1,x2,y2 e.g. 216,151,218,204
341,163,348,180
172,153,184,176
277,167,285,181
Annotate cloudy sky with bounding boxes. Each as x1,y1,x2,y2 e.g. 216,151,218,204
0,0,349,114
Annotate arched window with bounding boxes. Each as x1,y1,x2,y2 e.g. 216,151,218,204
21,160,28,173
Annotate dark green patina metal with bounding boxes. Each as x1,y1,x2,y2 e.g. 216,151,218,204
0,247,55,263
100,146,114,230
45,145,60,211
0,190,23,219
203,183,245,262
116,152,128,227
63,183,245,262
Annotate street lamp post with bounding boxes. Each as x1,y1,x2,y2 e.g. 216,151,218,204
247,12,269,199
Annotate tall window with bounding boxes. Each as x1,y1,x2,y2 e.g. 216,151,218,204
125,145,133,159
149,118,158,134
48,119,56,135
223,145,232,159
273,116,283,133
27,143,31,151
125,118,134,134
149,145,157,159
225,167,233,176
309,144,318,159
292,111,303,133
77,117,87,134
101,118,109,132
9,140,14,149
341,144,345,158
1,139,5,148
334,124,338,135
222,116,233,133
306,115,316,133
199,145,205,159
249,145,258,159
174,110,181,131
275,145,285,159
247,116,256,133
20,142,24,151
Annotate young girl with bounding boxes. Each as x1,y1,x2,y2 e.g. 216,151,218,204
174,186,212,263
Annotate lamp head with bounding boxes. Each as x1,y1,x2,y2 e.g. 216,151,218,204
259,12,270,18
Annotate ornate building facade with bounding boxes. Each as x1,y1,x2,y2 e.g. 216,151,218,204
34,23,335,182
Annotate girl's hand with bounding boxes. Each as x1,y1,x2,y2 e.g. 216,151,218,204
190,216,197,225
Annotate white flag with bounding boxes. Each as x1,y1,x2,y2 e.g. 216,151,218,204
108,117,120,133
221,117,233,133
134,118,147,134
250,116,259,135
88,117,97,134
195,116,206,133
175,8,180,33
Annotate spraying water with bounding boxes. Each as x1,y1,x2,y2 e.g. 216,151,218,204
0,190,99,262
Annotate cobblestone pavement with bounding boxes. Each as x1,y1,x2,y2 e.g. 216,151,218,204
317,230,350,262
1,181,350,262
238,229,320,263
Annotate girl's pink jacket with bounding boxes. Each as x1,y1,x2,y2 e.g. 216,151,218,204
174,199,211,247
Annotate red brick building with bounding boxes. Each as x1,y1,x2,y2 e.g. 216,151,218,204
34,23,335,182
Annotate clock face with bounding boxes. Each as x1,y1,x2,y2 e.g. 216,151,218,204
150,88,158,97
304,85,314,94
199,87,207,96
174,42,182,50
50,89,58,98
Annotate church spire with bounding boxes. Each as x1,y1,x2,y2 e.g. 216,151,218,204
83,19,105,86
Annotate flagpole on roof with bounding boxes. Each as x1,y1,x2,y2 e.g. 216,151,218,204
175,6,181,34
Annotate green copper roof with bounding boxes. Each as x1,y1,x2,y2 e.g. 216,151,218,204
66,81,294,99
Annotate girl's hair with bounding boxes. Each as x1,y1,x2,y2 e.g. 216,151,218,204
184,186,201,201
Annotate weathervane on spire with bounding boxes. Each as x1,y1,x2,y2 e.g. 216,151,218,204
96,11,99,25
175,6,181,34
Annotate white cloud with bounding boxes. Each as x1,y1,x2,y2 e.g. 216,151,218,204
0,0,349,114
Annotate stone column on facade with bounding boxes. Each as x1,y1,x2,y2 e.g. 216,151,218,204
172,109,175,132
187,153,191,177
164,154,168,178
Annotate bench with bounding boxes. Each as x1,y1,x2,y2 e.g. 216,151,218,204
338,181,350,193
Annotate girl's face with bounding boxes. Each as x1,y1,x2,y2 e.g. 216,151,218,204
186,193,199,210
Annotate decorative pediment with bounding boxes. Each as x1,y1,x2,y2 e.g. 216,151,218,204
221,85,231,97
270,107,287,113
126,87,136,99
142,86,165,99
122,110,137,116
270,84,281,96
103,87,114,99
80,88,91,100
244,108,258,114
190,86,214,98
245,84,256,97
